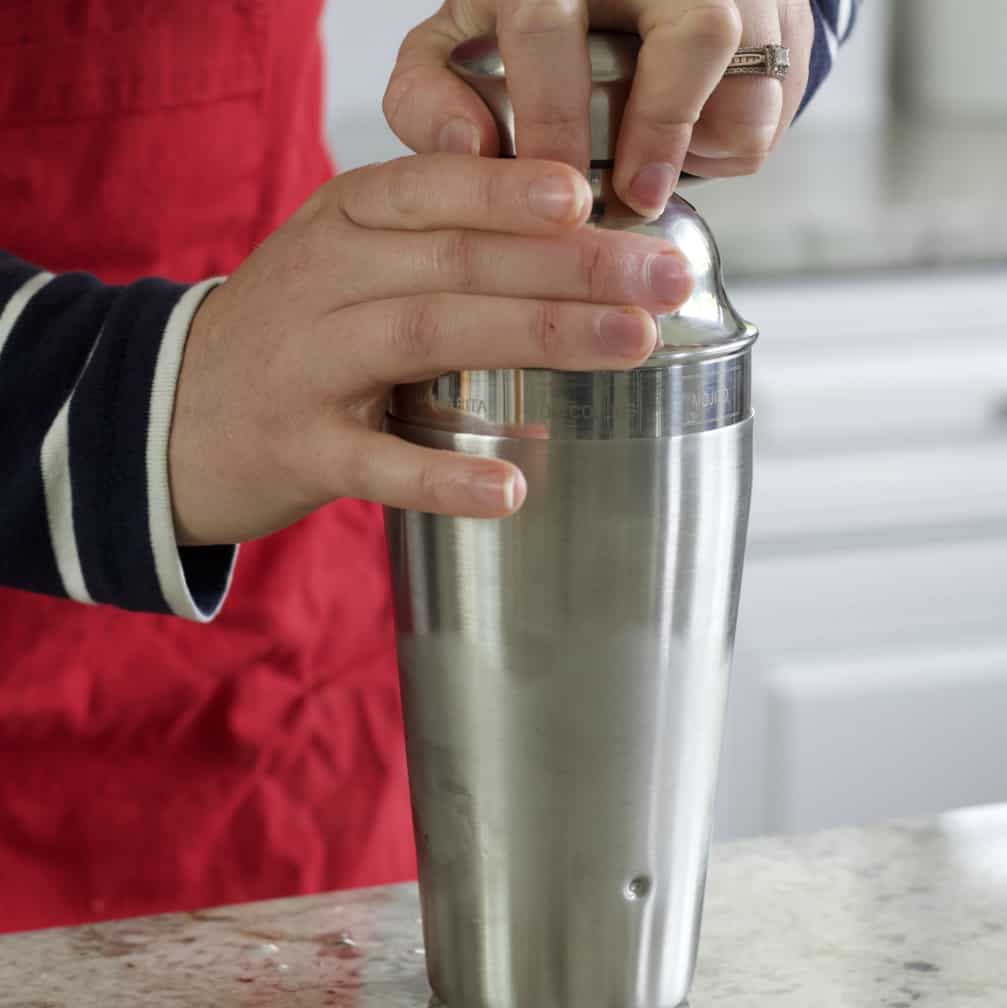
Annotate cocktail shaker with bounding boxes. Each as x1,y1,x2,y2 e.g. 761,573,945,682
385,32,755,1008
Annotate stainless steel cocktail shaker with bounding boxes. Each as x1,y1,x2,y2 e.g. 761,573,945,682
384,33,755,1008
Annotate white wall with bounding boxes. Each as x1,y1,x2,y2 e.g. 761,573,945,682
794,0,891,130
322,0,432,168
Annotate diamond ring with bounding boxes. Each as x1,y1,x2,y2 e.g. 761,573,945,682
724,44,791,81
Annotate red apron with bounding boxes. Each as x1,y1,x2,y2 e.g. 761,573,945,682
0,0,414,933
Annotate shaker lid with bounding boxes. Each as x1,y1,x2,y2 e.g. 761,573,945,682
388,32,758,438
450,32,639,163
449,31,756,357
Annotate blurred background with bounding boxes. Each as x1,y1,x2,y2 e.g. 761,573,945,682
321,2,1007,841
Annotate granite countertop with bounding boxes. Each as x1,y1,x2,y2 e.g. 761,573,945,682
3,804,1006,1007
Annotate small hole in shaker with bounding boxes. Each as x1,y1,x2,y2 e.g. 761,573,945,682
625,875,651,900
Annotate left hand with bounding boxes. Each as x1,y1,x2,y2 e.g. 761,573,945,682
384,0,814,216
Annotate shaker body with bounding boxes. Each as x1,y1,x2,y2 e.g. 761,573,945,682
385,395,752,1008
386,33,757,1006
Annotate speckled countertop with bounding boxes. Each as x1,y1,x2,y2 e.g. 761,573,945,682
3,804,1006,1007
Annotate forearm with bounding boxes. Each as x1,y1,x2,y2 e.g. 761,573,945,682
0,251,235,619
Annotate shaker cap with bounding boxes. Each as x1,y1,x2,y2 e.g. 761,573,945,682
450,32,639,163
452,31,756,358
387,32,757,439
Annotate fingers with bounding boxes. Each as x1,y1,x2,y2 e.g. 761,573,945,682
677,0,810,176
679,150,769,177
612,0,743,216
332,294,659,384
686,0,783,166
340,432,528,518
384,11,503,157
495,0,593,170
384,0,810,213
384,0,599,171
334,154,592,235
773,0,814,142
335,228,692,315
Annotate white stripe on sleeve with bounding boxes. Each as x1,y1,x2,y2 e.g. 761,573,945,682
821,16,838,61
145,277,233,621
41,392,95,605
0,271,54,361
837,0,855,40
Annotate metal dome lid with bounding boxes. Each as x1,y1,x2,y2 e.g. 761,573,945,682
388,33,757,439
449,31,756,358
450,32,640,166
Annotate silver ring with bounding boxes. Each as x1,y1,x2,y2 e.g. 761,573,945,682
724,44,790,81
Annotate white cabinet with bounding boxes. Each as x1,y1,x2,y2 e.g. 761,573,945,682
763,640,1007,833
715,269,1007,841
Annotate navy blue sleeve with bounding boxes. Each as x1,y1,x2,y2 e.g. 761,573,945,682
0,252,236,620
800,0,860,114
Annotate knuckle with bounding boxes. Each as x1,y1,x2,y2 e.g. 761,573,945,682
779,0,814,41
578,238,612,300
469,166,500,219
415,459,446,511
386,159,430,224
436,229,480,291
522,112,584,148
381,78,407,126
333,444,369,501
508,0,586,37
530,300,565,362
715,123,775,159
729,153,769,176
391,295,442,362
382,58,425,124
637,103,697,130
290,183,329,227
677,3,743,51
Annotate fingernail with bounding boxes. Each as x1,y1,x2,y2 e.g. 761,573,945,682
597,309,654,359
437,117,480,155
527,174,584,223
629,162,677,214
470,469,526,512
647,252,692,307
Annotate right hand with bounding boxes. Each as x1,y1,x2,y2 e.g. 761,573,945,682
169,154,692,546
386,0,814,216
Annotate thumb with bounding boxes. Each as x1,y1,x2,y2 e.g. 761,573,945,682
384,13,501,157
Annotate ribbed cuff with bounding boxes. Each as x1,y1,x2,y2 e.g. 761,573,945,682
145,277,237,621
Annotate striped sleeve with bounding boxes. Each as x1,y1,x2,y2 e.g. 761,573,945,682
800,0,860,113
0,251,237,621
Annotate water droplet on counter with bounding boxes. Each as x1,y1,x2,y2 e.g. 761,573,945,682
278,963,290,972
315,930,364,960
625,875,652,900
261,942,281,955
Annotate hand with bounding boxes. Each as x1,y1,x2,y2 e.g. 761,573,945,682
169,155,692,544
385,0,814,216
